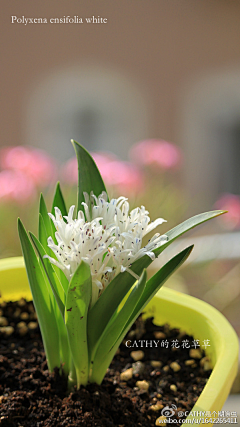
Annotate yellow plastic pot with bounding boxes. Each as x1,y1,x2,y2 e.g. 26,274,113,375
0,257,239,426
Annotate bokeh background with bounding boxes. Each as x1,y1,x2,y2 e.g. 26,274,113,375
1,0,240,404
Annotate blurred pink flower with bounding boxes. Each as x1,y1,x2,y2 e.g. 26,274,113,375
62,152,144,195
215,193,240,230
0,146,57,187
98,159,144,195
130,139,182,170
61,157,78,185
0,170,36,203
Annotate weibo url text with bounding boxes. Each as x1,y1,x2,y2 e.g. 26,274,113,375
166,418,238,424
159,407,238,424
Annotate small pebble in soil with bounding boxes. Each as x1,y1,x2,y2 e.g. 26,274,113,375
130,350,145,361
0,325,14,336
149,402,164,411
0,317,8,326
151,360,162,368
185,359,195,366
20,311,29,320
154,331,166,339
28,321,38,330
132,361,145,375
189,348,202,359
170,384,178,392
136,380,149,391
120,368,133,381
170,362,181,372
200,356,212,371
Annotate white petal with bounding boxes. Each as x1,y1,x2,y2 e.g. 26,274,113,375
144,218,166,235
145,251,155,261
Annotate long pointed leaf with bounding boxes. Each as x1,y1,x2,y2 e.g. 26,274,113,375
87,269,137,357
51,182,67,217
30,232,71,375
39,193,55,241
30,232,66,317
39,213,51,256
38,214,69,293
125,245,194,332
90,271,147,384
65,260,92,388
32,229,71,374
71,140,107,213
93,271,147,355
129,210,226,276
18,219,60,371
53,265,69,295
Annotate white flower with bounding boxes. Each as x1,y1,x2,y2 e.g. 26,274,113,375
44,192,168,306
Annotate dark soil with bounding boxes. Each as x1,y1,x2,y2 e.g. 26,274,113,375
0,299,211,427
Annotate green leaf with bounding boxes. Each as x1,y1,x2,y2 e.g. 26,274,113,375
128,210,227,276
125,245,194,331
89,271,147,384
98,271,147,354
30,232,66,316
30,229,71,375
41,190,68,289
87,268,137,360
71,140,107,213
162,210,226,254
52,265,69,296
65,260,92,388
30,230,71,376
18,219,61,371
31,228,71,374
38,213,51,256
51,182,67,217
39,193,55,242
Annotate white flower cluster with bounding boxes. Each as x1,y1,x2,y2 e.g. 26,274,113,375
45,192,167,305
